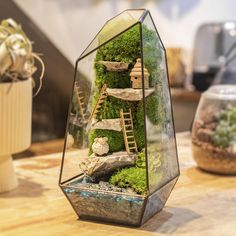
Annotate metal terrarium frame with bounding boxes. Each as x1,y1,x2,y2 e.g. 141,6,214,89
59,9,180,226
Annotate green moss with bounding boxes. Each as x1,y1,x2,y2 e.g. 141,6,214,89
109,167,147,195
89,23,163,153
142,28,163,86
136,149,146,168
88,129,124,154
109,149,146,195
146,93,164,125
134,127,145,151
95,64,131,89
98,96,133,120
96,25,141,63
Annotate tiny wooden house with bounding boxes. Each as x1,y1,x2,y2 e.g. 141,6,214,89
130,58,150,89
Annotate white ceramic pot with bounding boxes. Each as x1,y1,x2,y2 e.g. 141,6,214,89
0,79,32,192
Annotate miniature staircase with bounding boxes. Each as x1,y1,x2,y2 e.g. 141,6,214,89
120,108,138,154
75,82,87,122
88,84,108,122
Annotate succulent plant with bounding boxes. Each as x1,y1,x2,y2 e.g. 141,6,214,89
212,106,236,148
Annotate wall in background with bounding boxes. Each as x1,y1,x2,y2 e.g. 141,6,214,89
14,0,236,65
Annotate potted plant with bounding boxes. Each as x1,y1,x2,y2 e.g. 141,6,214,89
0,19,44,192
192,85,236,174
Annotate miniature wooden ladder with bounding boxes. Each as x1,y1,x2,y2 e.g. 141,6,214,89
120,108,138,154
75,81,87,122
88,84,108,122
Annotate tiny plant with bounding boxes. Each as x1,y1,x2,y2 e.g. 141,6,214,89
212,106,236,148
109,166,147,195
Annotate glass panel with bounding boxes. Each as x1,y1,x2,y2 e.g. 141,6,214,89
80,9,145,59
141,13,179,193
141,177,178,224
62,183,145,226
61,24,148,199
60,10,179,225
60,53,94,183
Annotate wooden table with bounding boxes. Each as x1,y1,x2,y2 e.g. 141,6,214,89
0,132,236,236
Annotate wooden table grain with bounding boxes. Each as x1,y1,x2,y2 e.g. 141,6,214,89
0,132,236,236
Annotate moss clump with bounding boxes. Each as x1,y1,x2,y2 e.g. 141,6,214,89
96,25,141,63
109,149,147,195
98,97,133,120
109,167,146,195
94,65,131,89
88,129,124,154
212,106,236,148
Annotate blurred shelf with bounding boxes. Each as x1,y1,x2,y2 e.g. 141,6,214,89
170,88,201,102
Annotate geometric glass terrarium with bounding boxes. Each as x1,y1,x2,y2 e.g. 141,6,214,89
59,9,179,226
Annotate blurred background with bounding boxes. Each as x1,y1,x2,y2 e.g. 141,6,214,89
2,0,236,148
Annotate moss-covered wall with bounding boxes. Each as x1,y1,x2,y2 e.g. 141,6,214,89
88,24,163,153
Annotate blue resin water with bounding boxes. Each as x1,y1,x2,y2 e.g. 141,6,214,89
62,176,145,225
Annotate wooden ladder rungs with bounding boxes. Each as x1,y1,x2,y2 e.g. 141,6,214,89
120,108,138,154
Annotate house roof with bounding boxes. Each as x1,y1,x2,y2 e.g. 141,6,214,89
130,58,150,77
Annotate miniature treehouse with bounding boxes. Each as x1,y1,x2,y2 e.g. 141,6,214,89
59,9,179,226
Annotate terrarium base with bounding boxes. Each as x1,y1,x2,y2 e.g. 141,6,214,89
61,176,178,226
192,143,236,175
0,155,18,193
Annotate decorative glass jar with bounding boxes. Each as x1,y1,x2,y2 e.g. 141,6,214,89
192,85,236,174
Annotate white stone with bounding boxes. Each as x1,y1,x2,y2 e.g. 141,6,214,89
92,137,109,156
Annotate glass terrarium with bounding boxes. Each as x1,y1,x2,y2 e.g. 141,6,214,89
59,9,179,226
192,85,236,174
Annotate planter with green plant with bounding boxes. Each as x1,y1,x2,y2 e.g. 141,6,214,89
192,86,236,174
0,19,44,192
